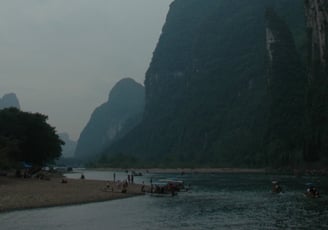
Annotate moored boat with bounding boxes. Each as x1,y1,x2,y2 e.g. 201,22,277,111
158,178,190,192
148,182,177,197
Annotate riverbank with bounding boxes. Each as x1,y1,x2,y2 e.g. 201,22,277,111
94,168,266,174
147,168,266,174
0,176,144,213
93,167,328,176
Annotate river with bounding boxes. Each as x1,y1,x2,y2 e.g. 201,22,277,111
1,170,328,229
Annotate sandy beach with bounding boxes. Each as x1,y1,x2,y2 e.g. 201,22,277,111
0,176,145,213
1,167,319,213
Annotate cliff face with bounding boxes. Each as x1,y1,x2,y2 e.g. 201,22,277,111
106,0,306,167
305,0,328,69
0,93,20,110
74,78,145,161
265,9,306,167
304,0,328,163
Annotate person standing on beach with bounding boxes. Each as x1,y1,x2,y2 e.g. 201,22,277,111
141,181,145,192
131,175,134,184
113,172,116,182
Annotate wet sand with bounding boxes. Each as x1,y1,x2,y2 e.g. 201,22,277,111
0,176,145,213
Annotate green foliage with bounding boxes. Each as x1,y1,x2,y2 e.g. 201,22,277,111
0,108,63,167
0,137,20,169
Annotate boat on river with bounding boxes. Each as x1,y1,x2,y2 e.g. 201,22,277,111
148,182,177,197
304,183,320,198
158,178,190,192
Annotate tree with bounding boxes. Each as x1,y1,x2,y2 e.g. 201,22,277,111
0,108,63,166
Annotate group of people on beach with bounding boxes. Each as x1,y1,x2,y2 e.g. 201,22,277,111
127,174,134,184
103,172,137,193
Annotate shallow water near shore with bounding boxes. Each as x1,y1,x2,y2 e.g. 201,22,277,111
1,170,328,229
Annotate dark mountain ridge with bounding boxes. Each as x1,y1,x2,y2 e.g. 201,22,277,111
75,78,145,161
97,0,327,169
304,0,328,164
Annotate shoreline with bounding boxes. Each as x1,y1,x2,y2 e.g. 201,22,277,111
91,168,266,174
1,167,326,213
90,167,328,175
0,176,144,213
146,168,266,174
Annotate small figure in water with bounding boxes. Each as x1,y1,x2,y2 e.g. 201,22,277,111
305,184,320,198
271,181,282,193
81,173,85,179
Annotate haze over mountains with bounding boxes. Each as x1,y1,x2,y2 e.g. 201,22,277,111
1,1,326,169
72,0,327,169
58,133,76,158
0,93,77,160
75,78,145,161
0,93,20,109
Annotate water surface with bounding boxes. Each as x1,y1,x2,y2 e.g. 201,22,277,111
1,170,327,229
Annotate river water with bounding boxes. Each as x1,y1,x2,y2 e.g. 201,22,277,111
1,170,328,229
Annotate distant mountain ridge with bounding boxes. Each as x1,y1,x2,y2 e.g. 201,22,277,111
74,78,145,161
59,133,76,158
0,93,20,109
102,0,311,168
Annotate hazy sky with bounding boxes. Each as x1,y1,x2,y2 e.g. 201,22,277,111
0,0,172,140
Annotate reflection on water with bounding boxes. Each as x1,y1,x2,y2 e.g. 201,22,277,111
1,171,328,230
